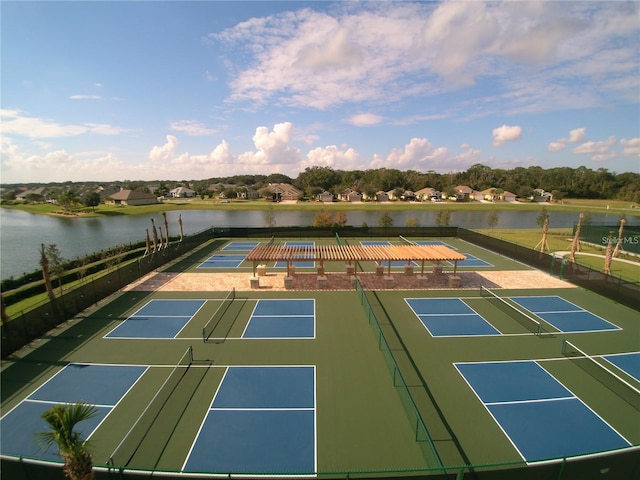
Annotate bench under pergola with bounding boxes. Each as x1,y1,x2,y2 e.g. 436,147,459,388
245,243,466,277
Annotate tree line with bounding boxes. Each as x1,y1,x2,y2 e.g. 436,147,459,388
155,164,640,202
3,164,639,204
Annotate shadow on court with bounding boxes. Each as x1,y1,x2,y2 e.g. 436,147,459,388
112,363,213,470
1,291,155,404
205,297,247,343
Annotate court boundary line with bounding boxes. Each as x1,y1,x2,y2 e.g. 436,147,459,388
454,359,632,464
181,364,317,474
405,297,503,337
509,295,622,333
242,298,316,339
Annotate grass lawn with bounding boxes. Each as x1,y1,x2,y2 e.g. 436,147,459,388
477,228,639,283
3,197,639,218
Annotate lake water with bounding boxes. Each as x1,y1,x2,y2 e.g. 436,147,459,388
0,207,627,280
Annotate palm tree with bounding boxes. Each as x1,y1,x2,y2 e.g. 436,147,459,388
38,402,98,480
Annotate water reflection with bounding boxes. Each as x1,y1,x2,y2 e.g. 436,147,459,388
0,207,627,280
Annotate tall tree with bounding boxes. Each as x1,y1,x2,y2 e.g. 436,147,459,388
40,244,60,320
38,402,98,480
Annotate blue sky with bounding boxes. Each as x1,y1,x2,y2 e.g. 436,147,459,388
2,0,639,184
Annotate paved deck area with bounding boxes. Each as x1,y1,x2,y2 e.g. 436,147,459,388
124,269,574,293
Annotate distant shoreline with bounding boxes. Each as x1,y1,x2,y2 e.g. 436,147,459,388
2,198,638,219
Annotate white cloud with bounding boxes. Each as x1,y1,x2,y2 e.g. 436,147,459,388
1,109,128,138
620,138,640,157
303,145,360,170
69,95,101,100
591,153,617,162
547,142,566,152
568,128,586,143
492,125,522,147
1,137,131,183
149,135,179,162
169,120,218,136
347,113,383,126
548,127,586,152
211,1,637,117
572,136,616,155
249,122,301,165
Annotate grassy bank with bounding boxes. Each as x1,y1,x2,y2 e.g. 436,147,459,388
477,227,639,283
2,197,639,218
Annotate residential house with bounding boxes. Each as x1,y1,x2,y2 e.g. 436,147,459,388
452,185,473,201
170,186,196,198
533,189,553,202
339,188,362,202
477,188,517,202
401,190,416,201
16,187,47,201
236,187,259,200
375,191,389,202
415,187,442,202
501,191,517,202
107,189,157,206
317,191,334,203
266,183,303,202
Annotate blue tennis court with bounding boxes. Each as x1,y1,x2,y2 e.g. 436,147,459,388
406,298,500,337
0,363,146,461
183,366,316,474
199,254,246,268
447,254,492,267
415,240,457,249
510,296,620,333
222,241,260,251
275,241,315,268
106,299,205,338
455,360,630,462
243,299,315,338
603,352,640,382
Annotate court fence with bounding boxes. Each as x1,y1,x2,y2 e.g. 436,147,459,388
2,445,639,479
2,226,640,479
4,225,638,359
0,227,214,358
457,228,640,311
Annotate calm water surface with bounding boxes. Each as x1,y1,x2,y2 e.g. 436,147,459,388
0,207,625,280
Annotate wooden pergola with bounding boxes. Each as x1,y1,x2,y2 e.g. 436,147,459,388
245,243,466,276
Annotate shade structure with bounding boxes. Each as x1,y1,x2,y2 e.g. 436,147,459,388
246,244,466,276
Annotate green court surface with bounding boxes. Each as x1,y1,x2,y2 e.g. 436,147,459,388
1,236,638,478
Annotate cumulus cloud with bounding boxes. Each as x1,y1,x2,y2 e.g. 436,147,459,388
568,128,586,143
572,136,616,155
347,113,383,126
620,138,640,157
303,145,360,170
250,122,300,165
547,142,566,152
1,137,130,183
149,135,179,162
492,125,522,147
548,127,586,151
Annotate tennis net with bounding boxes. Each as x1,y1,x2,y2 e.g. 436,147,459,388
399,235,417,246
108,346,193,468
480,286,544,337
562,340,640,411
202,287,236,342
